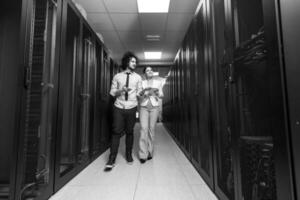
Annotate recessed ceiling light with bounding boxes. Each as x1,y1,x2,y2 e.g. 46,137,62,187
146,35,160,41
146,35,160,38
137,0,170,13
144,52,162,59
153,72,159,76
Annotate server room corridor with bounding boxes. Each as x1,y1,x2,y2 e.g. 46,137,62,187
1,0,300,200
49,124,217,200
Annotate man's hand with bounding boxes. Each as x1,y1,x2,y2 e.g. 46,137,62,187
115,86,132,97
122,86,132,92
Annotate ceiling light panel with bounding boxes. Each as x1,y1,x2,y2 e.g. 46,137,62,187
146,35,160,38
137,0,170,13
146,35,160,41
144,51,162,59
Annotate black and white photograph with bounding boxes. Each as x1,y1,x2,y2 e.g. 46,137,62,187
0,0,299,199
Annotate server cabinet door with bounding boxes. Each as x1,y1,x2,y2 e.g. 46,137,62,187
91,43,104,155
279,0,300,198
87,40,99,158
0,1,23,199
228,0,293,199
76,38,94,163
55,4,81,186
194,0,214,185
17,0,58,199
99,50,111,148
212,0,237,199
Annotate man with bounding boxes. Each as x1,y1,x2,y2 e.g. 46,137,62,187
104,52,142,171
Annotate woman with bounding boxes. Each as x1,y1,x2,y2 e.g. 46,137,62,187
138,66,163,163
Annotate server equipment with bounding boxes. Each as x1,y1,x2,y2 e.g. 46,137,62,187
0,0,118,199
163,0,298,199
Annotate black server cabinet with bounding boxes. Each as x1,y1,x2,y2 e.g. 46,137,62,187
53,0,116,193
278,0,300,199
92,42,106,157
0,1,24,199
163,0,296,199
0,0,62,199
194,0,214,186
212,0,237,199
54,0,115,192
55,2,82,188
164,0,215,189
1,0,116,199
54,1,97,190
98,49,113,153
18,0,59,198
221,0,294,199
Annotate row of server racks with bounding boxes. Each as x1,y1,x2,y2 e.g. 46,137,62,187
163,0,300,200
0,0,119,199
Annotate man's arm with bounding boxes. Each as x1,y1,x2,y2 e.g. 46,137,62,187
110,74,123,97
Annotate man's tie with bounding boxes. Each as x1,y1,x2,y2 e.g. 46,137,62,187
125,72,130,101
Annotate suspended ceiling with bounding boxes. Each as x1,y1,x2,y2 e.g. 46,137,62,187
74,0,200,65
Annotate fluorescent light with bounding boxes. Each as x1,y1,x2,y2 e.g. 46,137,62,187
137,0,170,13
144,52,162,59
146,35,160,38
146,35,160,41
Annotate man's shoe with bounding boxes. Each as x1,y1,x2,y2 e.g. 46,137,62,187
104,158,115,172
126,153,134,164
139,159,146,164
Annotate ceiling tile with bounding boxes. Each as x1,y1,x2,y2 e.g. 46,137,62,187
140,14,168,31
164,31,185,46
143,42,164,51
166,13,194,31
124,44,144,54
88,13,115,30
162,51,176,61
136,52,145,60
107,43,124,54
103,0,138,13
110,14,141,31
169,0,200,13
74,0,106,13
98,31,121,45
164,45,180,54
118,31,142,44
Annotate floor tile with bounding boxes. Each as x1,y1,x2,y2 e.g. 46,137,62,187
134,184,196,200
179,164,207,185
49,124,219,200
190,184,218,200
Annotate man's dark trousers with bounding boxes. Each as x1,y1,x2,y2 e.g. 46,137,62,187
109,106,137,160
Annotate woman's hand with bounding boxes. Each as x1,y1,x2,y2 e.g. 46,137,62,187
148,88,159,96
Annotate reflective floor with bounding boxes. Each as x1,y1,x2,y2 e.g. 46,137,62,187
49,123,218,200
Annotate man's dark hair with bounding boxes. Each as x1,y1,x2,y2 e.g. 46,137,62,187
121,51,138,70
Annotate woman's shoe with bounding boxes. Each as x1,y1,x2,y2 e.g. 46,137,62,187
139,159,146,164
147,154,152,160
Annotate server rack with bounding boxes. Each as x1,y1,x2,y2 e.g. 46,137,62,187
163,0,296,199
279,0,300,199
15,0,62,199
0,0,117,199
54,0,115,193
0,1,27,199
